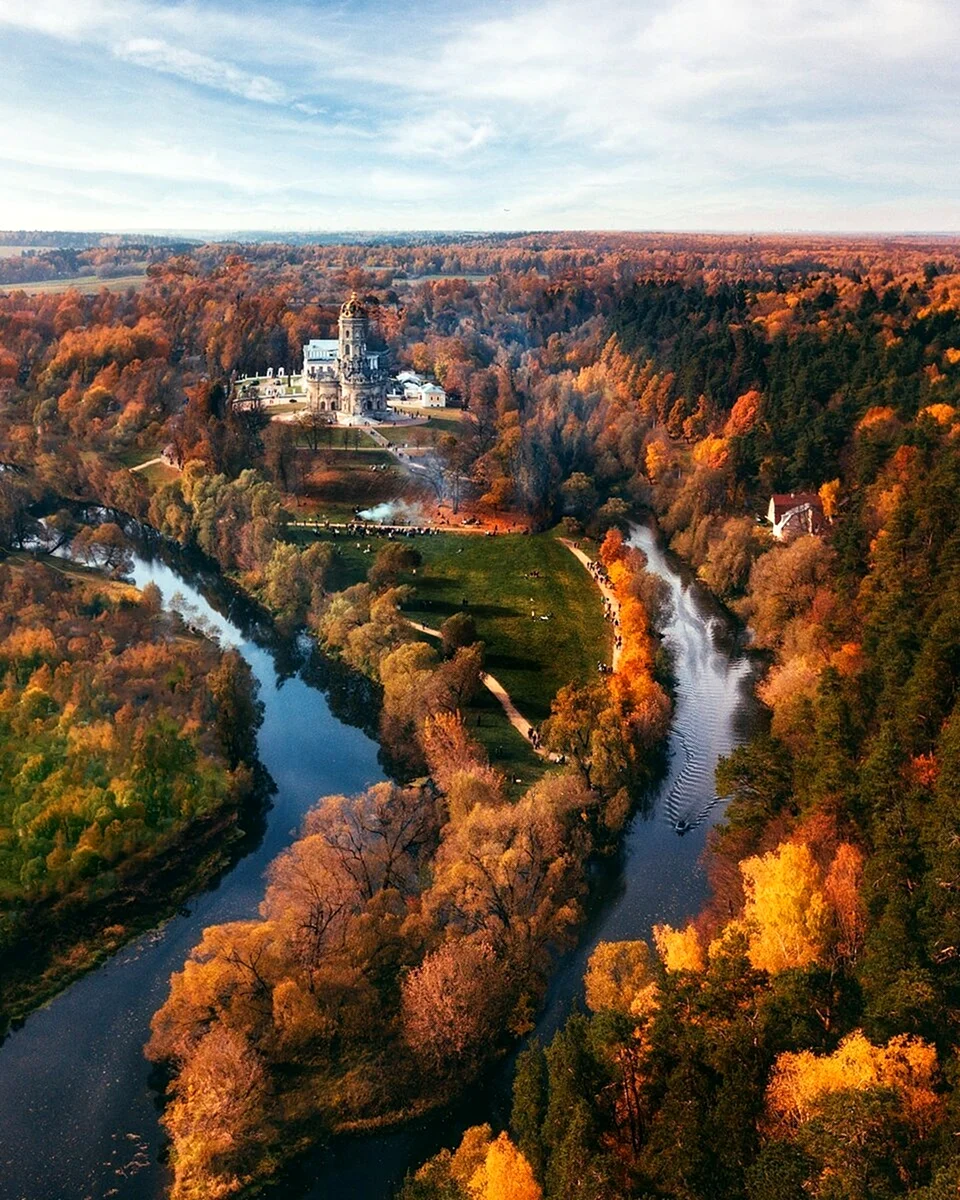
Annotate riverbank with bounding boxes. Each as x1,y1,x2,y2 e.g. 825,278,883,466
0,790,260,1036
0,513,760,1200
0,547,269,1036
289,520,763,1200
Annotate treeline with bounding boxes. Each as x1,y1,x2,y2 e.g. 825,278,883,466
2,233,959,533
0,556,262,1027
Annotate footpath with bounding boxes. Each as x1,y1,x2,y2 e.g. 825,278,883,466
406,618,546,756
406,540,623,760
559,538,623,670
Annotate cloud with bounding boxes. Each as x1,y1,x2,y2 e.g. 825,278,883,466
0,0,957,230
0,0,122,40
113,38,288,104
388,113,494,159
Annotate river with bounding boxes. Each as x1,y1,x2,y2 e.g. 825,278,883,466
0,523,760,1200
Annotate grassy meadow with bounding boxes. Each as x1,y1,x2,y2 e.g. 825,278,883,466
297,525,610,784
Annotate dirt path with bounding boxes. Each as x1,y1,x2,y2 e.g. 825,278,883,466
405,540,622,756
559,538,623,671
129,457,166,472
406,618,546,756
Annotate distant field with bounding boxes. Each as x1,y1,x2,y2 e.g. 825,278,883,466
0,272,148,295
395,273,495,284
0,245,48,257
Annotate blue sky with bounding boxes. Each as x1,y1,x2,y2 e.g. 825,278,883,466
0,0,957,233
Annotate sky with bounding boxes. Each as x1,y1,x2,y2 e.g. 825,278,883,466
0,0,957,234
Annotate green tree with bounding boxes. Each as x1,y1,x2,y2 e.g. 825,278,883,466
511,1039,547,1183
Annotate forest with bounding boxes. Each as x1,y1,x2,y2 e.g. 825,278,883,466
2,231,960,1197
0,553,262,1029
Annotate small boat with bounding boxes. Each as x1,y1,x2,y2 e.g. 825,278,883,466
674,818,692,836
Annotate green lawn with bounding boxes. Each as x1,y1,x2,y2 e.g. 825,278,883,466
317,427,378,450
404,532,610,726
139,461,180,489
379,411,466,441
116,445,161,468
294,526,609,789
461,686,547,793
302,528,611,724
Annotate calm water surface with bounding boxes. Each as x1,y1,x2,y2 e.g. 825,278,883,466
0,523,759,1200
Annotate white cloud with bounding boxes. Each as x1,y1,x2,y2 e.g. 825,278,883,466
388,112,494,159
0,0,958,230
0,0,123,40
113,38,288,104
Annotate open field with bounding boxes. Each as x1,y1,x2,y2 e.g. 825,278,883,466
376,411,468,444
295,525,609,786
308,427,378,450
303,527,610,726
0,272,148,295
404,531,610,726
0,245,49,257
116,445,162,468
394,273,495,284
138,461,180,488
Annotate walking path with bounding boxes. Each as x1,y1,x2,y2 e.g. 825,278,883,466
405,538,624,761
129,456,167,473
366,426,431,475
406,618,547,756
559,538,623,670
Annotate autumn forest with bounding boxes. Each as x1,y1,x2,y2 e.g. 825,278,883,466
2,230,960,1200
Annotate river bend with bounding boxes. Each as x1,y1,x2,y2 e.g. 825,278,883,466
0,523,759,1199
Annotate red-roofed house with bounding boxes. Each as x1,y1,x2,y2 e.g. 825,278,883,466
767,492,826,541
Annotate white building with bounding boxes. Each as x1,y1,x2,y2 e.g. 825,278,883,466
302,294,390,419
387,372,447,409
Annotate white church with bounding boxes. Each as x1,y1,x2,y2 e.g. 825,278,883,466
235,291,447,423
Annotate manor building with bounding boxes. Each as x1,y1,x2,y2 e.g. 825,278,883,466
303,292,389,419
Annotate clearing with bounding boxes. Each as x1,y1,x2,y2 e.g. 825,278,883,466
298,526,611,784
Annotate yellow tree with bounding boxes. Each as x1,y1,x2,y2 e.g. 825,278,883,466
163,1025,269,1200
584,940,659,1016
818,478,841,522
469,1131,542,1200
740,841,831,973
653,923,705,973
766,1031,940,1134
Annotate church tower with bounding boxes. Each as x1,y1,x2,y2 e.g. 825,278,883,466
336,292,387,417
338,291,368,370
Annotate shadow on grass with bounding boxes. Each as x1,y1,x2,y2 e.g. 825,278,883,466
486,651,540,672
407,597,518,619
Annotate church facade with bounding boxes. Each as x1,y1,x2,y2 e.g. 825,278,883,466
303,293,389,419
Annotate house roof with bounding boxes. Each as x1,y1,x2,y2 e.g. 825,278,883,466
769,492,822,522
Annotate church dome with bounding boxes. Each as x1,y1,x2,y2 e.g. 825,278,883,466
340,291,367,318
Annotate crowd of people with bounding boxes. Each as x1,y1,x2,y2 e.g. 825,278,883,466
585,554,623,662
